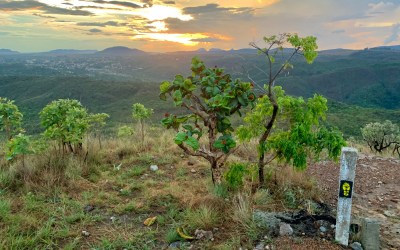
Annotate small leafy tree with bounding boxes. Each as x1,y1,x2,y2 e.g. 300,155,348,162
132,103,153,146
160,57,256,184
0,97,23,141
239,34,344,186
40,99,90,154
88,113,109,149
238,87,346,186
361,120,399,153
6,133,34,167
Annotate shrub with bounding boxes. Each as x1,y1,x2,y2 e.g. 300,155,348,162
361,120,399,153
224,163,248,190
0,97,23,141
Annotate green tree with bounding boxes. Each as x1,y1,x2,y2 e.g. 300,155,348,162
88,113,109,149
160,57,256,184
40,99,90,154
240,34,344,186
132,103,153,146
0,97,23,141
361,120,399,153
238,87,345,185
6,133,34,167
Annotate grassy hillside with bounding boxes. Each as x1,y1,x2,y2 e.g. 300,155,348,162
0,76,176,133
0,128,346,249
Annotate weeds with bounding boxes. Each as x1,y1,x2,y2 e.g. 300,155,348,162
0,198,11,221
165,228,181,243
184,205,221,230
212,183,229,199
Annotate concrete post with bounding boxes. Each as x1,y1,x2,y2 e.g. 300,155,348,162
361,218,380,250
335,147,358,246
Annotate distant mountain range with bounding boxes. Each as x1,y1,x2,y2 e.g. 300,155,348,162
97,46,146,55
2,45,400,55
46,49,98,55
0,49,20,55
370,45,400,51
2,44,400,137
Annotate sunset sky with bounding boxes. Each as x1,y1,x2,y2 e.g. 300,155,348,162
0,0,399,52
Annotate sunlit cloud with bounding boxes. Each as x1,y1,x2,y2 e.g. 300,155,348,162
385,23,400,44
133,32,212,46
355,22,395,28
148,21,168,32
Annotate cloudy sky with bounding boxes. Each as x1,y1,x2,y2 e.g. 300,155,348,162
0,0,399,52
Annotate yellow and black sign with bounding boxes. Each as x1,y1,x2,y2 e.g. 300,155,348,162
339,180,353,198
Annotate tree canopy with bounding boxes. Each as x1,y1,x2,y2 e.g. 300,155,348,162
160,57,256,184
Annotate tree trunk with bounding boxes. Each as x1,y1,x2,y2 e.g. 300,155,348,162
211,160,223,185
67,143,74,154
258,103,278,187
258,155,265,186
140,120,145,147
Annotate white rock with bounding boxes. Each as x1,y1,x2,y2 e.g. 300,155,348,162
350,242,363,250
383,210,396,218
150,165,158,171
279,223,293,236
255,242,265,250
81,230,90,237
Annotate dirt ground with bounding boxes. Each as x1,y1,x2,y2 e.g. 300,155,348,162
306,152,400,250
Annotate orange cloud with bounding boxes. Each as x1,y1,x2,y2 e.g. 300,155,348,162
178,0,280,8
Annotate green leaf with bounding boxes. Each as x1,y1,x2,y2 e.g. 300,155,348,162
174,132,187,144
185,136,199,151
238,96,246,106
183,79,196,91
173,75,185,87
213,135,236,153
173,90,183,106
160,81,171,94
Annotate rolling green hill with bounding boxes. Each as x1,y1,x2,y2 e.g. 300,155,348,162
1,48,400,137
0,76,175,133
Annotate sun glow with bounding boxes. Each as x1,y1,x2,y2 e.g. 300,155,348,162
133,33,209,46
148,21,168,32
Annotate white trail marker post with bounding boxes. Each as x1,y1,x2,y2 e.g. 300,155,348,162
335,147,358,246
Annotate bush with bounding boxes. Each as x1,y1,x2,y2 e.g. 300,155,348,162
361,120,399,153
224,163,248,190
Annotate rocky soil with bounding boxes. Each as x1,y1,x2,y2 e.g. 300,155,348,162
306,153,400,250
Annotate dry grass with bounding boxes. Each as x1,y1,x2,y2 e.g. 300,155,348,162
0,128,348,249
